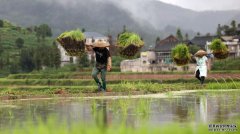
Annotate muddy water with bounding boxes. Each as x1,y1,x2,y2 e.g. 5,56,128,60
0,90,239,129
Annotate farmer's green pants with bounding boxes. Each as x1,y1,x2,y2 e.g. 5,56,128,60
92,67,107,90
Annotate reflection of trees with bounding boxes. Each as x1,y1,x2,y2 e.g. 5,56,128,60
174,98,188,122
215,96,230,122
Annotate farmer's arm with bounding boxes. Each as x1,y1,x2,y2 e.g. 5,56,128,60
107,49,112,71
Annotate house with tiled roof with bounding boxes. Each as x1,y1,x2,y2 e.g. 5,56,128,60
190,35,218,50
155,35,192,64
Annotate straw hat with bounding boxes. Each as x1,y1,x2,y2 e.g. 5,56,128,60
195,50,207,57
93,40,110,48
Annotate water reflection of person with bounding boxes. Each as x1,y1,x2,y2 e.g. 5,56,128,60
94,100,112,130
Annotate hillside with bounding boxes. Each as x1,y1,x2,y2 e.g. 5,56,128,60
0,20,53,49
0,20,55,75
1,0,240,46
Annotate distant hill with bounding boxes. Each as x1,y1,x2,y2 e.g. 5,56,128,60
0,20,53,48
0,0,240,46
0,20,53,66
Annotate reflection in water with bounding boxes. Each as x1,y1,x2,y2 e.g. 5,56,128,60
0,91,239,130
94,100,112,129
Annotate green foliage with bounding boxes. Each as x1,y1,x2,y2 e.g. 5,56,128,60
19,45,61,73
0,19,3,27
217,20,239,36
216,24,222,36
112,56,125,66
78,52,90,68
212,57,240,70
15,37,24,48
176,28,183,41
35,24,52,40
20,48,35,72
188,45,200,55
209,39,227,52
117,32,144,47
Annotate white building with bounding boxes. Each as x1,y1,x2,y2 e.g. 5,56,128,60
57,44,78,67
206,36,240,58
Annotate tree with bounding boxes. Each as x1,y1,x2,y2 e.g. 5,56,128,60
237,24,240,35
231,20,236,29
51,44,61,68
9,62,20,74
216,24,222,36
0,36,3,55
188,45,200,55
156,36,160,44
0,20,3,27
185,33,189,40
81,28,86,32
20,48,35,72
15,38,24,49
122,25,127,33
33,47,42,71
77,53,90,68
176,28,183,41
230,20,237,35
197,32,201,36
35,24,52,40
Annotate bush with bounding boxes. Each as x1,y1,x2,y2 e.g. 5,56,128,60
212,57,240,70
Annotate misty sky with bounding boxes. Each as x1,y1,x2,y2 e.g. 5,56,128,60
159,0,240,11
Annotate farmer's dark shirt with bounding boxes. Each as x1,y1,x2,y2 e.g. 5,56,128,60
93,47,111,66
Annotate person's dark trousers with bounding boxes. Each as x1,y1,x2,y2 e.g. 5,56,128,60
195,69,205,84
92,67,107,90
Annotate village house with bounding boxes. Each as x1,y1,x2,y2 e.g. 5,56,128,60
206,36,240,58
120,35,215,73
191,35,218,50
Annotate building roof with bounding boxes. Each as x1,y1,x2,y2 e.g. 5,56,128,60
84,32,108,39
155,35,179,52
233,36,240,40
191,35,218,48
221,36,234,41
155,35,191,52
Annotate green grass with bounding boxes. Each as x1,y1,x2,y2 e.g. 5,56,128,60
0,81,239,98
0,116,239,134
212,57,240,70
0,78,240,86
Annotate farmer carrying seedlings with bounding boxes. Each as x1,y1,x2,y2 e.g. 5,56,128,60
86,40,112,92
194,50,208,85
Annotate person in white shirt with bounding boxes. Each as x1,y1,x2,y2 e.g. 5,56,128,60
194,50,208,85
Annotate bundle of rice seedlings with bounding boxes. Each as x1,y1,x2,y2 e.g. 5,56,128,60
171,44,191,66
56,29,86,56
209,39,228,59
117,32,144,58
